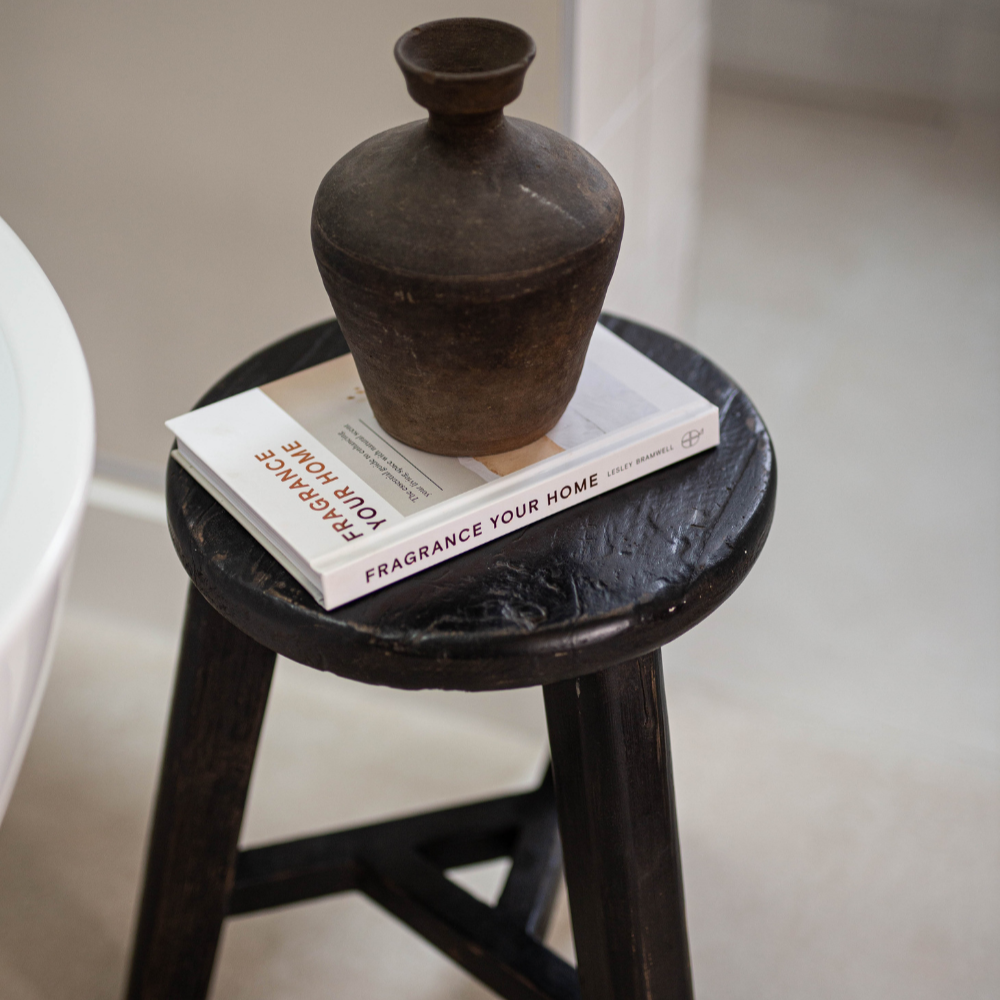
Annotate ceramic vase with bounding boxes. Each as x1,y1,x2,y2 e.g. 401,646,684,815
312,17,624,456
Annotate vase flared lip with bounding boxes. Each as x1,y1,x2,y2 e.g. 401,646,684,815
394,18,536,116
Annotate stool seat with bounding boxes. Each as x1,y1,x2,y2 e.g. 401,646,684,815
168,314,775,690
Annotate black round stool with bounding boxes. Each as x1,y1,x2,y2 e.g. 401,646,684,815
125,315,776,1000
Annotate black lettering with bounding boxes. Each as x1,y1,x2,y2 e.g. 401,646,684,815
528,499,539,513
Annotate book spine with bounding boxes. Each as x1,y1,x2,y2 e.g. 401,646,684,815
320,408,719,610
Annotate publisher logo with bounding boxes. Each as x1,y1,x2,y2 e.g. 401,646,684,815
681,428,704,449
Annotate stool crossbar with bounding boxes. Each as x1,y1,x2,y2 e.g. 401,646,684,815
231,770,569,997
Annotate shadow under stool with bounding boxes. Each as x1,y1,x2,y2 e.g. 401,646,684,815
124,315,776,1000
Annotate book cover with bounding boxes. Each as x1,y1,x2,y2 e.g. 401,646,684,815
167,323,719,610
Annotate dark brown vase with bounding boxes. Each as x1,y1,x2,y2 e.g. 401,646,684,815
311,18,624,456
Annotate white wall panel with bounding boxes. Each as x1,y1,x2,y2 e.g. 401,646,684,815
573,0,710,336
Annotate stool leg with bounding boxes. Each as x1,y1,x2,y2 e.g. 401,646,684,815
543,650,693,1000
125,585,276,1000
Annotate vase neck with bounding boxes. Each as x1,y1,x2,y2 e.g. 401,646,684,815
427,110,505,139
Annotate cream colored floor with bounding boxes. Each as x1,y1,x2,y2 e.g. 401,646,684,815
1,90,998,998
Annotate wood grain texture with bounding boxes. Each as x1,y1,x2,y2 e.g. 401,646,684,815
125,586,276,1000
165,314,776,691
545,650,693,1000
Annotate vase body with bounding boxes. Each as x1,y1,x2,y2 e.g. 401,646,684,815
312,18,624,456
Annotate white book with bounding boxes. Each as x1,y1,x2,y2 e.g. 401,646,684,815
167,323,719,611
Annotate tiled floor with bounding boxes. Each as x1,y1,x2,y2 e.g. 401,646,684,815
1,89,997,998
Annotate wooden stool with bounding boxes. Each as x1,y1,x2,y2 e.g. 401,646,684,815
125,316,775,1000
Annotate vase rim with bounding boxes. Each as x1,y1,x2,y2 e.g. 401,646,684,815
394,18,536,115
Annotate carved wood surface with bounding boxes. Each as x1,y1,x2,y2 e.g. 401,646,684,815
166,315,776,690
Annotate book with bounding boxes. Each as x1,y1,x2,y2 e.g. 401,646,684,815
166,323,719,611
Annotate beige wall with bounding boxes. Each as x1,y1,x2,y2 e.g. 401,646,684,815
0,1,563,473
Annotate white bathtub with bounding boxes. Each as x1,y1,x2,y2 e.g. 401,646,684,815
0,216,94,822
